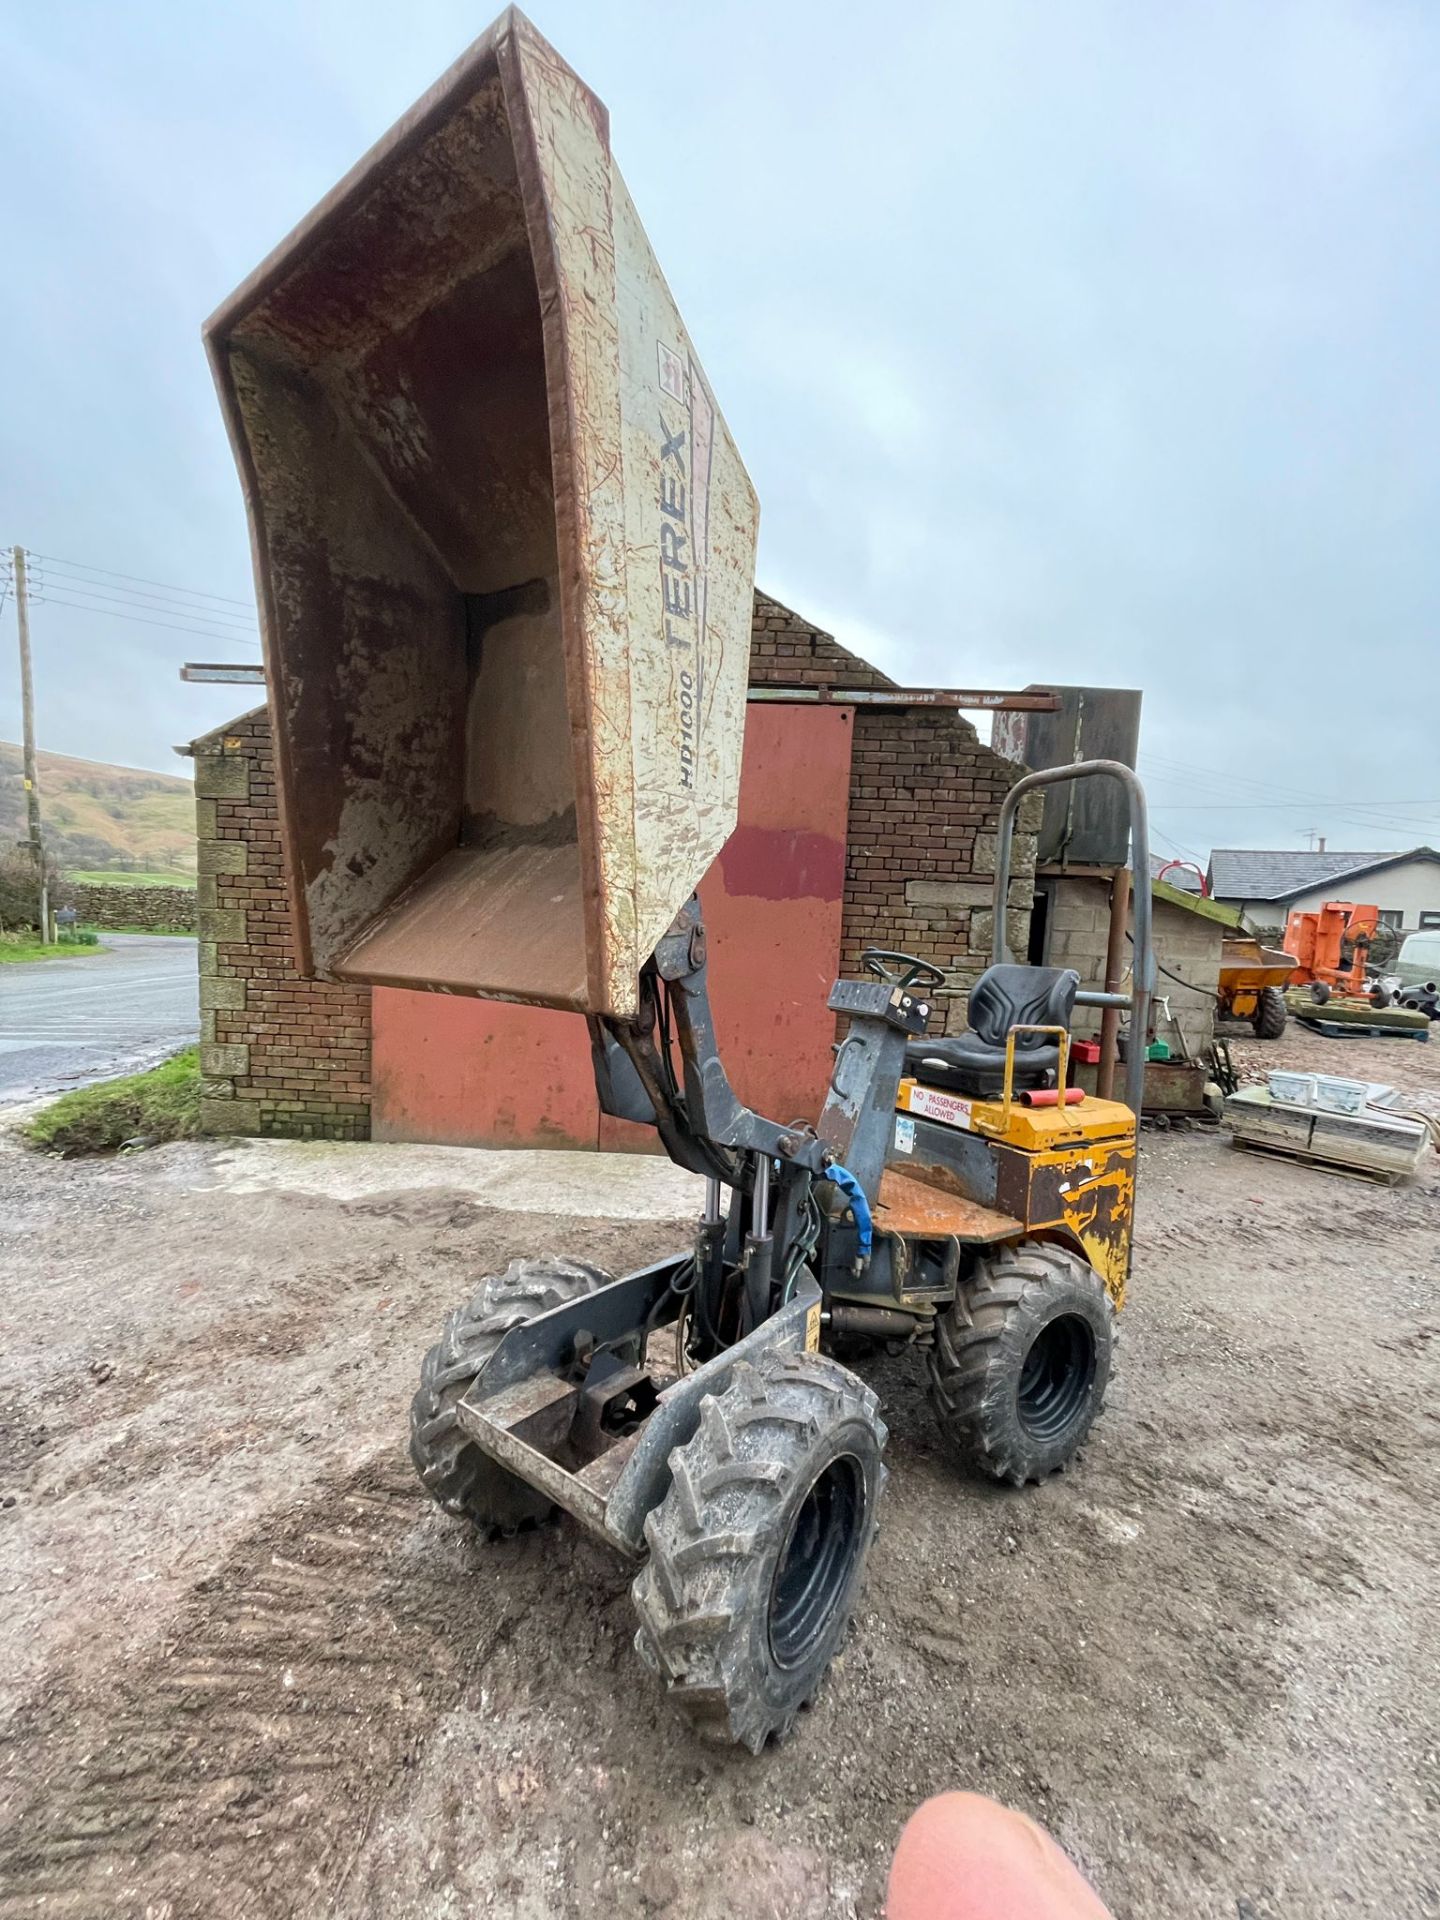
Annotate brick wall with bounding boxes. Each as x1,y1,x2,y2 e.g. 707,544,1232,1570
753,593,1039,1038
842,711,1038,1036
191,711,371,1138
191,591,1034,1136
749,589,896,690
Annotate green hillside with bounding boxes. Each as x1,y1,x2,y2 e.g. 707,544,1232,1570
0,742,196,879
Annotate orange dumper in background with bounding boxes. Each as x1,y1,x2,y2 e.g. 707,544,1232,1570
1154,862,1297,1040
1216,929,1297,1038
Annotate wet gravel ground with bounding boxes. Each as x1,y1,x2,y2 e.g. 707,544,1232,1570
0,1023,1436,1919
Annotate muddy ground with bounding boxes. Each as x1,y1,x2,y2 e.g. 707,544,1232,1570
1,1020,1437,1919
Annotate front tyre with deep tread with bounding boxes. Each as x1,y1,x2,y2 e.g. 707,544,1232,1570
410,1255,614,1535
632,1349,886,1752
1252,986,1288,1038
928,1240,1114,1486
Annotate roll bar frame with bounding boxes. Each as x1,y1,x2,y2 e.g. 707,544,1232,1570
991,759,1156,1118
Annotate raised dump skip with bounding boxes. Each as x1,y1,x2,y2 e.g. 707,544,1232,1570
205,7,757,1018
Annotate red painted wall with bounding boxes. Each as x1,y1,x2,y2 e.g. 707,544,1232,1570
371,703,853,1148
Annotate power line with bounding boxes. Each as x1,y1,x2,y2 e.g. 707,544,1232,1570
1142,750,1383,811
27,548,255,610
1141,752,1386,812
4,541,263,648
1149,820,1207,865
1149,802,1440,841
1139,755,1440,836
29,592,263,647
30,564,259,628
29,578,260,639
1139,750,1440,836
1148,800,1440,838
1147,798,1440,811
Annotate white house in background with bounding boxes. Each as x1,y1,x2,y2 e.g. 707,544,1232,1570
1206,847,1440,933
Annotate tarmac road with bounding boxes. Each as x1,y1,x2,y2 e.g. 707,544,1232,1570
0,932,199,1103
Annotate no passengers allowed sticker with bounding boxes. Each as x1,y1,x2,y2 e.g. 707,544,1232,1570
905,1084,975,1131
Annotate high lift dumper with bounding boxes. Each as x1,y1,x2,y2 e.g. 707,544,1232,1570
208,8,1156,1750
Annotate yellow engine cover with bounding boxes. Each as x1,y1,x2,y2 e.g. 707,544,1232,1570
895,1077,1137,1303
897,1078,1134,1152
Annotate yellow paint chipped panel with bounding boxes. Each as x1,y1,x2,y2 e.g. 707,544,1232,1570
1023,1142,1135,1305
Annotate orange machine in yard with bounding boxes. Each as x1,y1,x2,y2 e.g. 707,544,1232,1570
1284,901,1382,999
1282,900,1429,1033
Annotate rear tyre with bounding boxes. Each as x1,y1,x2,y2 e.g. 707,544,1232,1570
410,1256,615,1535
928,1240,1114,1486
1252,987,1288,1038
1309,980,1332,1005
632,1349,886,1752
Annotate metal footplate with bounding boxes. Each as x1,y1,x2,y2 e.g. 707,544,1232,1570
455,1266,822,1556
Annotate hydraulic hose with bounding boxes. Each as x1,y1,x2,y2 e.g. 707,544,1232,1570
824,1163,873,1258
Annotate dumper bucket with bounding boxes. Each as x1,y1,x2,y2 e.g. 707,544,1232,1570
205,8,757,1018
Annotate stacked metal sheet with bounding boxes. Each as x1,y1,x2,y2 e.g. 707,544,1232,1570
1224,1084,1429,1183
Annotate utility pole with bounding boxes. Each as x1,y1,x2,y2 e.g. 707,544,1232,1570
12,546,49,941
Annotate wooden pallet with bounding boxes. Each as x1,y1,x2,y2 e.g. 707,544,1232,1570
1230,1135,1407,1187
1293,1017,1431,1042
1223,1085,1429,1184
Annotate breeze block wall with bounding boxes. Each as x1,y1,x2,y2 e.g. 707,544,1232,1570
1043,876,1224,1060
189,711,371,1138
191,592,1035,1137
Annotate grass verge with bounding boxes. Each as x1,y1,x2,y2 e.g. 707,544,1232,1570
0,930,102,964
25,1048,201,1154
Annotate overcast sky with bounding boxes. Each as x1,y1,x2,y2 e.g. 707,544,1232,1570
2,0,1436,865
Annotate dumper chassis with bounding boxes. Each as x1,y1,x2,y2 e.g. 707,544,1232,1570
411,762,1155,1749
204,7,1157,1753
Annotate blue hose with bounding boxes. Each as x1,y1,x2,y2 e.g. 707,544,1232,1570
824,1163,873,1257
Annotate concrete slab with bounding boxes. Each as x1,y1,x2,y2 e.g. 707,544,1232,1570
196,1136,706,1220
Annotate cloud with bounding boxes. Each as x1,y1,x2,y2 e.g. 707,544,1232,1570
1,0,1436,860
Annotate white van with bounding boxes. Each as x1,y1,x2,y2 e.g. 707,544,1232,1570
1395,929,1440,990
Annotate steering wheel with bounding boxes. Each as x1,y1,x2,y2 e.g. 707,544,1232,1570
861,948,947,991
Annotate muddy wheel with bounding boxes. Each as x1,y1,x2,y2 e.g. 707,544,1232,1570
927,1240,1114,1487
1251,987,1288,1039
1309,980,1332,1005
410,1256,615,1535
632,1350,886,1752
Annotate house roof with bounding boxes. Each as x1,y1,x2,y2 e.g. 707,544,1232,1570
1147,854,1203,893
1207,846,1440,903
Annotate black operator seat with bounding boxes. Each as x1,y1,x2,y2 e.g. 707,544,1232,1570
904,964,1081,1099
